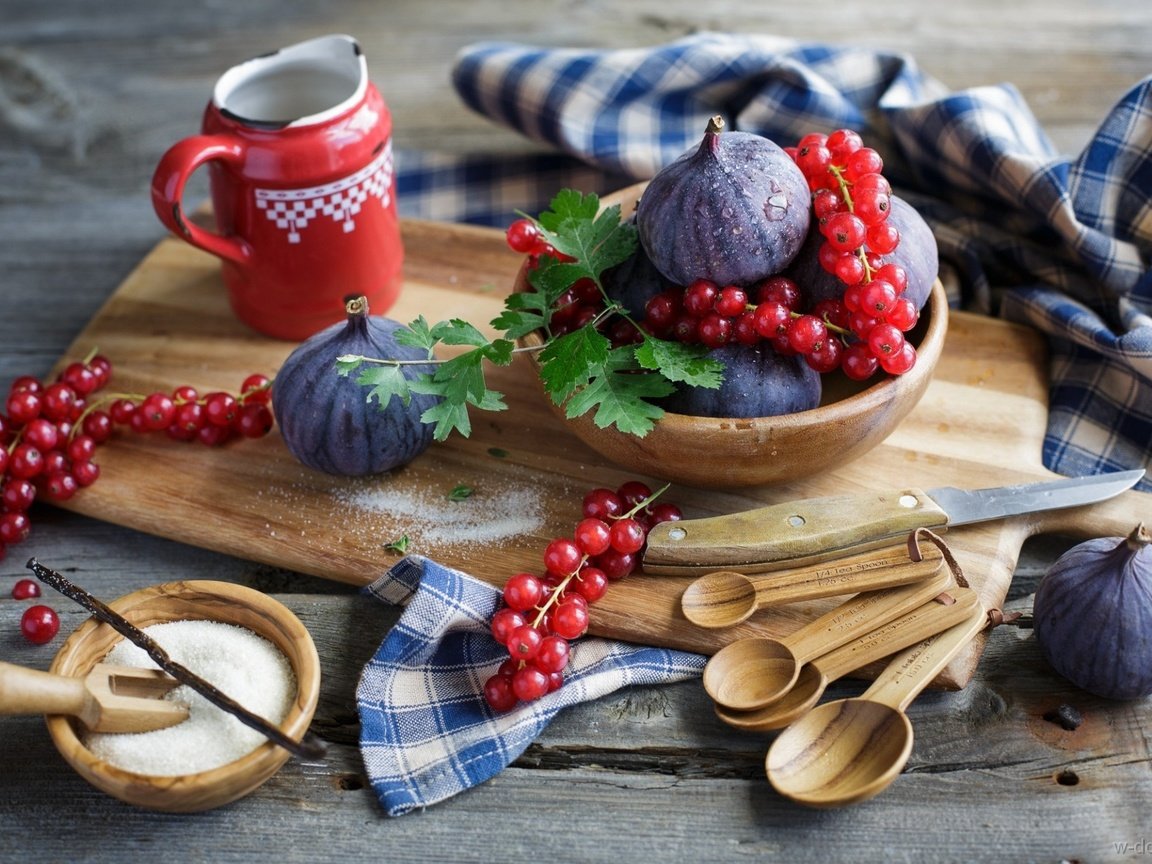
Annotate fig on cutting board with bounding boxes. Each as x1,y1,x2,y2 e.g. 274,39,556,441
273,296,440,476
636,116,810,288
786,194,939,311
660,342,822,419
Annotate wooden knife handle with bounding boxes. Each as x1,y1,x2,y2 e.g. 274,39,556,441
643,489,950,575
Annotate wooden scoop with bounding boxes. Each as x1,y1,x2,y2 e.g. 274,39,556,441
714,585,981,731
681,543,944,629
764,600,988,807
0,660,188,733
702,566,952,711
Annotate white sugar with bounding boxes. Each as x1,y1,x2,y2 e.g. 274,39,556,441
83,620,296,777
333,478,545,550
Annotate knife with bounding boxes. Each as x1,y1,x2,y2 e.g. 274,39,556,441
642,469,1145,575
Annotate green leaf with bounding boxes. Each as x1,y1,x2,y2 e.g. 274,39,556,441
447,484,473,501
562,348,676,437
536,326,611,404
427,319,493,349
384,535,410,553
393,316,437,353
634,336,725,388
352,363,413,409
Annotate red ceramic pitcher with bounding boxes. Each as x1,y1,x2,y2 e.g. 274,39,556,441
151,34,404,341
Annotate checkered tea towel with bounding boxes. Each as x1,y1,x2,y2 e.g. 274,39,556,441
395,32,1152,488
356,555,706,816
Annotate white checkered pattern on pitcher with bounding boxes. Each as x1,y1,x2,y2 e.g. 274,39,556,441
255,141,394,243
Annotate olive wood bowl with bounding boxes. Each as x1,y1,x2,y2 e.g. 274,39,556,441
516,182,949,488
46,580,321,813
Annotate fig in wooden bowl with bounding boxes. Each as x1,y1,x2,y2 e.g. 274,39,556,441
514,178,949,489
45,580,321,813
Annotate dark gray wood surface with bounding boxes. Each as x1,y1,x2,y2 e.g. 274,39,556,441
2,2,1150,862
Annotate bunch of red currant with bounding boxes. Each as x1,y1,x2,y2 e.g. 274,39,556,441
0,352,274,564
482,480,682,711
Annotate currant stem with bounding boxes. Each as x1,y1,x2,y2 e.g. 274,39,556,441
529,557,588,630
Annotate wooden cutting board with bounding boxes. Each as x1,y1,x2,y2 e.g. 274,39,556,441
50,219,1152,688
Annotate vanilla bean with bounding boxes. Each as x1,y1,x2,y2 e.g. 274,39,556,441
27,559,326,761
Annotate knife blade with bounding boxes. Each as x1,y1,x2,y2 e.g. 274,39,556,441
642,469,1145,575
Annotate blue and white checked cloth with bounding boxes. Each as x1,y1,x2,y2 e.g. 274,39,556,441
357,33,1152,816
356,556,705,815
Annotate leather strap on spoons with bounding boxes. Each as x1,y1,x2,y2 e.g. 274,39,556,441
764,600,988,807
681,543,944,629
702,566,953,711
713,585,981,731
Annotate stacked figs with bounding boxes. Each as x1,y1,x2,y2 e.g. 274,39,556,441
606,116,938,419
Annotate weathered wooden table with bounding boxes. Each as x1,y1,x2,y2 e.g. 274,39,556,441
2,2,1150,862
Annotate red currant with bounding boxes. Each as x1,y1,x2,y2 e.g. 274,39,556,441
511,665,550,701
572,566,609,603
40,383,77,423
582,488,623,521
203,392,239,426
2,477,36,511
505,218,541,254
490,607,527,645
534,635,570,674
548,598,590,639
714,286,748,318
6,390,41,424
507,624,543,661
502,572,544,612
786,315,828,354
683,279,719,318
593,547,637,581
608,517,646,555
11,578,40,600
824,212,867,253
543,538,582,577
20,605,60,644
8,443,44,479
574,517,612,557
483,673,518,712
240,374,272,404
60,362,99,396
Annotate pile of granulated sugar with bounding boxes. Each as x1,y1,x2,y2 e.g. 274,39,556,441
333,476,546,552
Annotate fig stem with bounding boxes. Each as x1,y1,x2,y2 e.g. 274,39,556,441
1125,522,1151,551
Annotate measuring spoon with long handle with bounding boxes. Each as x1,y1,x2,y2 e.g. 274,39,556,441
681,543,943,629
713,585,980,731
702,566,953,711
765,601,988,807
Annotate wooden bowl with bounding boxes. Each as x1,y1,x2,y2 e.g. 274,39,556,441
46,580,321,813
517,183,949,488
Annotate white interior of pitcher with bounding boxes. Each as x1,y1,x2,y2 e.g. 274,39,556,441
213,34,367,128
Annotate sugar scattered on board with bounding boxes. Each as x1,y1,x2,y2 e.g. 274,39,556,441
83,620,296,776
333,479,545,549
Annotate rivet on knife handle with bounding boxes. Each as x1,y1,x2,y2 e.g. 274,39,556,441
643,489,949,575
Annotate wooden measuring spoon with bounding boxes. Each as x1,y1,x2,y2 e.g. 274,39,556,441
714,585,981,731
681,543,944,629
0,661,188,732
702,566,952,711
764,601,988,807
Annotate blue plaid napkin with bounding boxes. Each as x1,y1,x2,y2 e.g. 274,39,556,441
356,556,705,815
395,32,1152,488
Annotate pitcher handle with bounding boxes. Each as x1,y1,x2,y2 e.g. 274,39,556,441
150,134,250,266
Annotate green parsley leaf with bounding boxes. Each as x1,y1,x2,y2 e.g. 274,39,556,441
562,348,677,437
348,362,413,410
447,484,473,501
536,325,612,404
384,535,411,553
633,336,725,388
